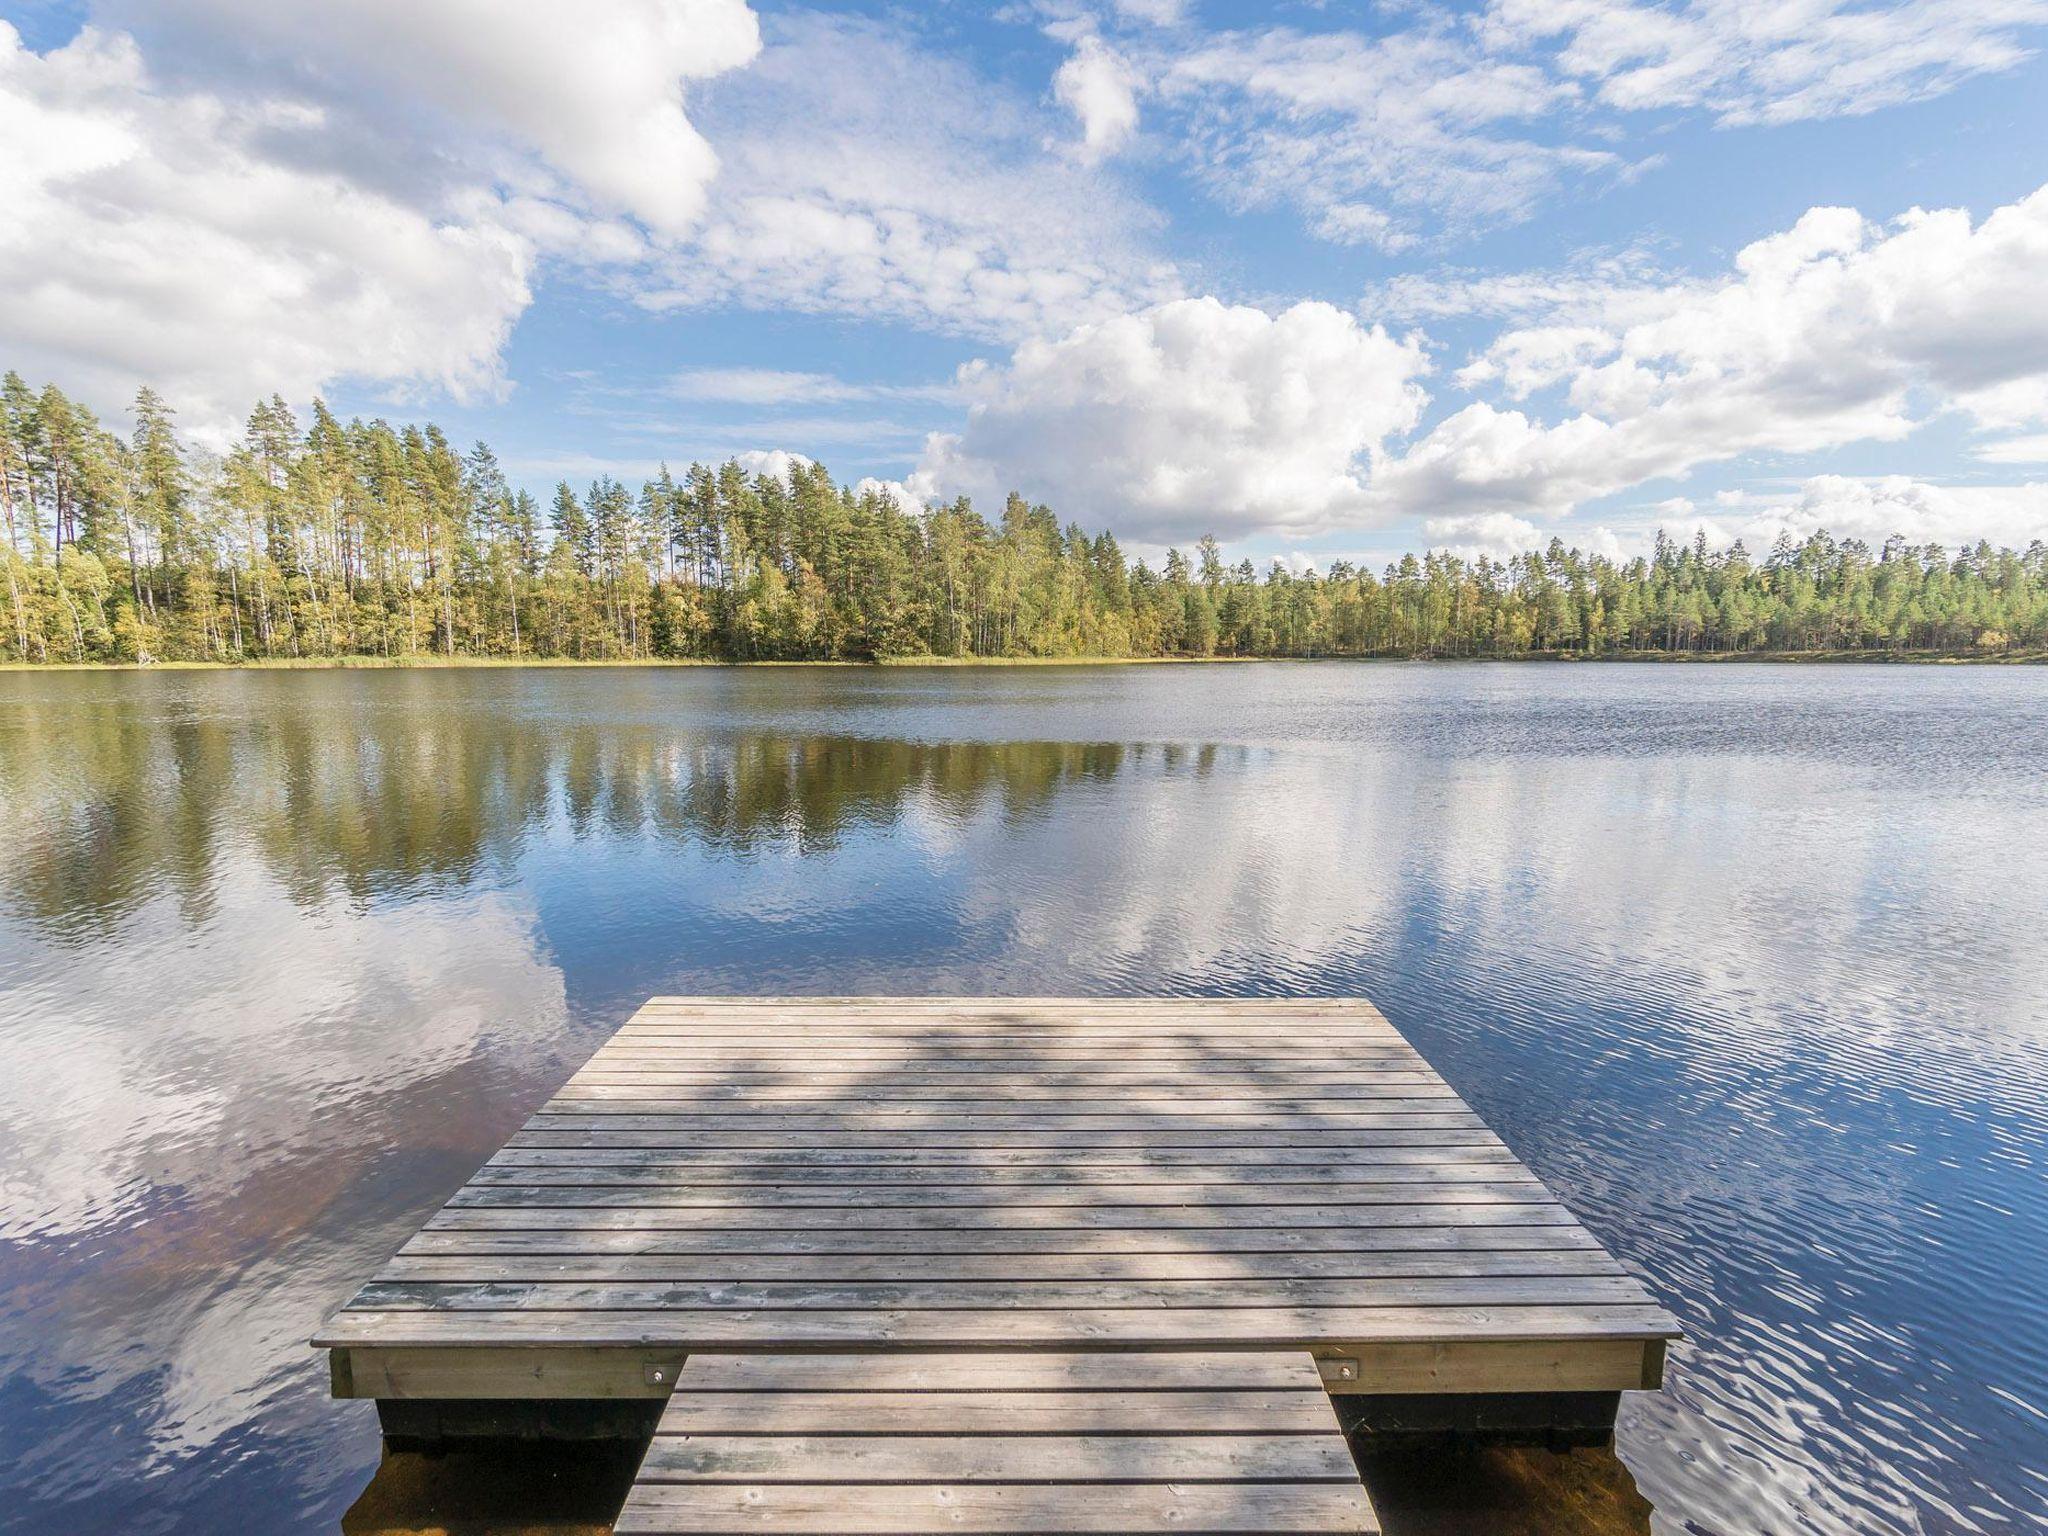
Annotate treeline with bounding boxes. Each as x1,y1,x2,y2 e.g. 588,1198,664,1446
2,373,2044,664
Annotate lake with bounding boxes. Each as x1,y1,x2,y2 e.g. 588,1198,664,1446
1,663,2044,1535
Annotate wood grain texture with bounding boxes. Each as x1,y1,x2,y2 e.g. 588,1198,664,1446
316,1301,1682,1349
317,997,1678,1389
614,1349,1381,1535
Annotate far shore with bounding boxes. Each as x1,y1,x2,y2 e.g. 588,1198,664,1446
3,649,2042,673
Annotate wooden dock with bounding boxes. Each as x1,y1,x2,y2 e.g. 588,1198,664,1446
319,997,1678,1531
616,1352,1379,1534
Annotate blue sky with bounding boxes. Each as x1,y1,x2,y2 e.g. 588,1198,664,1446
5,0,2048,568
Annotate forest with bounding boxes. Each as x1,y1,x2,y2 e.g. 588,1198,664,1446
3,373,2044,665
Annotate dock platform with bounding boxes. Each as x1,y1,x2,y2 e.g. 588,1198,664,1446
319,997,1678,1528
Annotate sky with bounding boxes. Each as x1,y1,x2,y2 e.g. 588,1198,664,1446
4,0,2048,570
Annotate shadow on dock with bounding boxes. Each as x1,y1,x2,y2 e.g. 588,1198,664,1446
339,1438,1655,1536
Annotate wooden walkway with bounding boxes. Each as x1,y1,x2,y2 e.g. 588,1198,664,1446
319,997,1678,1527
616,1352,1380,1534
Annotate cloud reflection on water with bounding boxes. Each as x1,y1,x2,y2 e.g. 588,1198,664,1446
0,664,2042,1535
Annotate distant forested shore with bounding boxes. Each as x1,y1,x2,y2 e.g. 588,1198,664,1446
4,374,2044,666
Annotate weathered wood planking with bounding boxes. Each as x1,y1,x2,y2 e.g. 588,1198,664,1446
317,998,1679,1397
614,1351,1380,1535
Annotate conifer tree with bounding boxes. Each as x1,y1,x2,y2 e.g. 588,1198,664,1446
0,368,2042,665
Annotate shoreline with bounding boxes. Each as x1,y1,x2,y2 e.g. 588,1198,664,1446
2,649,2041,673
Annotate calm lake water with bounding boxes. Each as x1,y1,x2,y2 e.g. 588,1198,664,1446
1,663,2044,1535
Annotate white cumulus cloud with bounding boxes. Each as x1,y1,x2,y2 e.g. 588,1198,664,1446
0,22,533,436
1567,475,2048,560
913,297,1429,541
1054,35,1141,163
855,476,925,514
735,448,815,481
1374,183,2048,518
124,0,761,233
1738,474,2048,552
0,2,770,436
1422,510,1552,563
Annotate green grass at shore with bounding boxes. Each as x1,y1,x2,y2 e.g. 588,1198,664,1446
0,653,1263,672
4,648,2041,672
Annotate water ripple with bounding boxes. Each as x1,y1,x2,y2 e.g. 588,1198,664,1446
0,663,2043,1534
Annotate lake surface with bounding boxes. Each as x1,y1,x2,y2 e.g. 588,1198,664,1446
1,663,2044,1535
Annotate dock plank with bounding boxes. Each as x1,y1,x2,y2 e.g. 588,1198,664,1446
396,1225,1606,1257
442,1178,1552,1208
318,1301,1681,1349
346,1275,1654,1313
420,1202,1583,1231
376,1251,1626,1283
463,1161,1527,1186
482,1144,1524,1167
